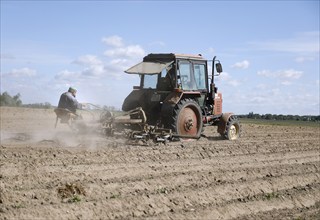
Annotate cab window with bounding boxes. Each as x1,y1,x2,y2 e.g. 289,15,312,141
142,74,158,89
178,62,197,90
193,64,206,90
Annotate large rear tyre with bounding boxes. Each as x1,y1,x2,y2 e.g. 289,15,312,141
222,115,240,140
171,99,203,138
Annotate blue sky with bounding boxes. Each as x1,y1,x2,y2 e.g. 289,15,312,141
1,1,319,115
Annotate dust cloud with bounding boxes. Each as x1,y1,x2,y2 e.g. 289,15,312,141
0,106,107,150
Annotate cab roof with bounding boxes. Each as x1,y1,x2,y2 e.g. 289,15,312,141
125,53,205,75
143,53,205,61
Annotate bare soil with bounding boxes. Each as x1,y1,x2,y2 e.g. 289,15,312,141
0,107,319,219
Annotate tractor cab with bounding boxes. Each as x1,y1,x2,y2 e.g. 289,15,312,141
129,53,209,93
123,53,222,116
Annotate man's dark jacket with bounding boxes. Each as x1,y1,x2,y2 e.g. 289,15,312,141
58,92,81,113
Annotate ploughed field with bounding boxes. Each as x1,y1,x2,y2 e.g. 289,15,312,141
0,107,319,219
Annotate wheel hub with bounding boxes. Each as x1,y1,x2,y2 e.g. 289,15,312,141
178,107,198,136
184,118,194,131
229,125,238,140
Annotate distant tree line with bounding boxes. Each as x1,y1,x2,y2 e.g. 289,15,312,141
0,92,22,107
0,91,52,109
239,112,320,122
23,102,52,109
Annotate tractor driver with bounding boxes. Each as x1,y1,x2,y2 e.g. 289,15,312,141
58,87,83,115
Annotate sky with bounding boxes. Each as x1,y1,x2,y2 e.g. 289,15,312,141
1,0,319,115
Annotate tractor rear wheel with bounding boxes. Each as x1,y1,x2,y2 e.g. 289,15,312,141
171,99,203,138
223,115,240,140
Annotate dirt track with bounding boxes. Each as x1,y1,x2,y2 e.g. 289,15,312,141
0,107,319,219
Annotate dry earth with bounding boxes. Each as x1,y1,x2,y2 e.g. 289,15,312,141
0,107,319,220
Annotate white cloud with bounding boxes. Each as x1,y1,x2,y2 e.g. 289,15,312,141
257,69,303,80
271,88,280,95
102,35,124,47
104,45,145,58
257,70,271,77
281,81,292,86
7,67,37,77
255,84,267,90
82,65,105,77
73,55,103,66
56,37,142,82
110,58,129,66
215,72,240,87
228,80,240,87
294,56,315,63
231,60,250,69
281,69,303,79
228,79,320,115
217,72,231,81
249,96,266,104
53,36,146,81
55,70,80,82
107,58,133,74
102,35,145,59
72,55,106,77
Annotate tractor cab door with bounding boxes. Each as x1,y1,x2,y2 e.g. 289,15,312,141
193,63,207,91
193,62,208,108
177,60,208,107
178,61,196,90
177,61,207,91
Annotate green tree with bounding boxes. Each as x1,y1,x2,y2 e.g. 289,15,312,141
0,92,22,106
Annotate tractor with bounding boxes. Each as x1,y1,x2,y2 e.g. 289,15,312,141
101,53,240,142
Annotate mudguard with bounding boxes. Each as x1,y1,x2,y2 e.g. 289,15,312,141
160,91,201,122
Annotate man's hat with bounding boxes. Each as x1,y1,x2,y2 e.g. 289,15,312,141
68,87,77,93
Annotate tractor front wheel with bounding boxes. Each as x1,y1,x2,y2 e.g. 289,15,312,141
223,115,241,140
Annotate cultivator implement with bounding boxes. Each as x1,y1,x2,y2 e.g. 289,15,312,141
100,107,173,143
55,103,239,143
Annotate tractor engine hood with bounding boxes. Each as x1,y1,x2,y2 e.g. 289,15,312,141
125,61,173,75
